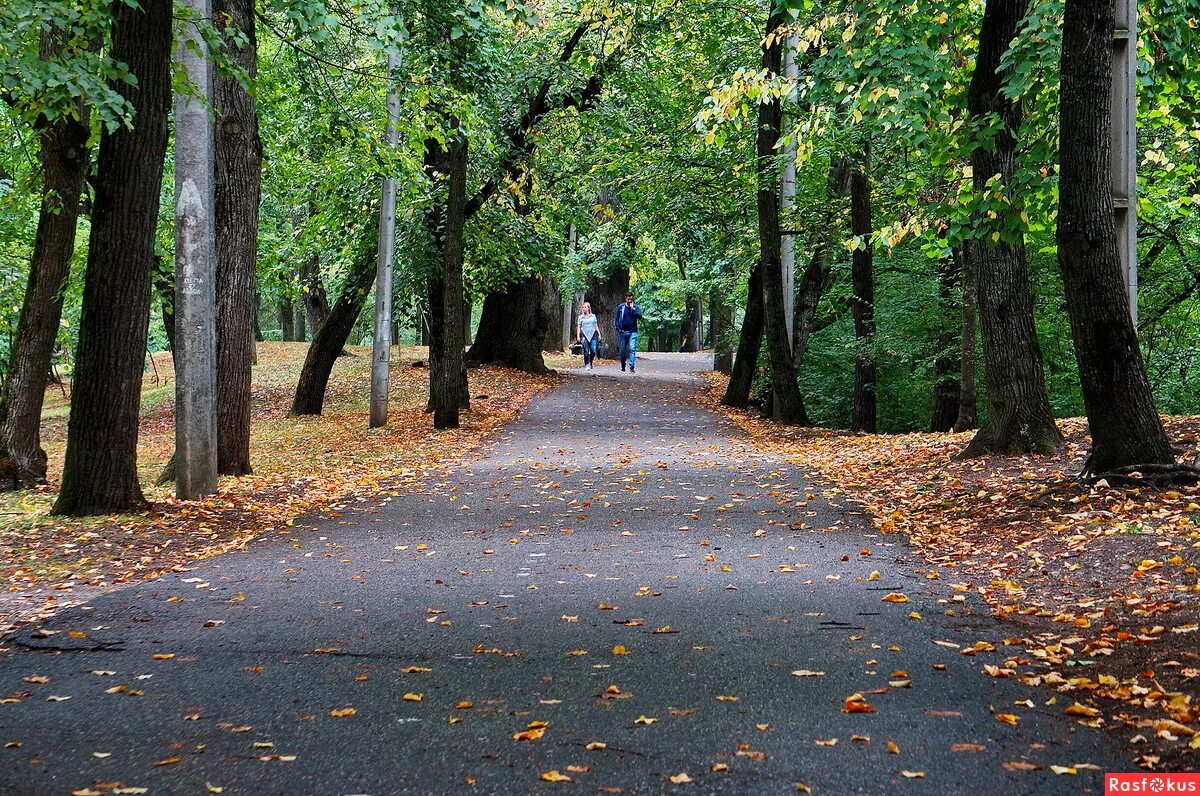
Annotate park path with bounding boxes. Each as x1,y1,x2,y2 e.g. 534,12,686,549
1,354,1125,795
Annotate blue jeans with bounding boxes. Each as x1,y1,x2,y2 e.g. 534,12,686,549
618,331,638,370
581,333,599,366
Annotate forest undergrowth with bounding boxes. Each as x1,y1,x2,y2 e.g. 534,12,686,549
0,343,555,628
704,373,1200,770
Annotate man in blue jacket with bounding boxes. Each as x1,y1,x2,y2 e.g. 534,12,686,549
614,292,643,373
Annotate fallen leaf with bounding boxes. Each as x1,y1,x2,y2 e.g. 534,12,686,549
329,707,357,717
995,713,1019,726
881,593,909,603
900,770,925,779
668,772,693,784
540,770,572,782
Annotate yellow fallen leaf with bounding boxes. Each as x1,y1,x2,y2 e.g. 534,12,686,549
668,772,693,784
711,763,730,772
900,770,925,779
329,707,357,717
1050,766,1078,775
634,715,658,725
881,593,909,603
995,713,1019,726
585,741,607,751
151,653,175,660
795,783,812,794
154,755,181,766
1063,702,1101,718
715,695,738,702
512,726,546,741
867,570,881,581
791,669,825,677
540,770,572,782
402,693,423,702
612,645,629,656
887,741,900,754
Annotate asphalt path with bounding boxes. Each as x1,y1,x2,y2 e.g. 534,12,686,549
0,353,1126,795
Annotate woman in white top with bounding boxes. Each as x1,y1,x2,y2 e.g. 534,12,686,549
577,302,601,370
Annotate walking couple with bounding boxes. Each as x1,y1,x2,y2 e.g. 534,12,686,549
577,292,643,373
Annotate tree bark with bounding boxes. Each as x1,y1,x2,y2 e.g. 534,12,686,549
793,244,832,375
710,290,734,374
586,267,630,361
468,278,554,373
290,241,375,415
961,0,1063,457
540,276,565,352
52,0,172,515
278,299,296,341
434,131,467,429
0,31,91,490
213,0,259,476
756,7,807,425
1057,0,1172,474
930,251,962,432
722,261,764,408
252,292,264,343
850,152,876,433
299,251,329,337
954,247,978,432
294,306,306,342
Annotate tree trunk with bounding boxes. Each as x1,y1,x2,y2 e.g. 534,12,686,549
300,251,329,333
756,7,806,425
52,0,172,515
793,244,832,379
850,152,876,433
278,299,295,341
291,241,376,415
930,251,962,432
541,276,565,352
294,306,306,342
680,296,702,352
960,0,1063,457
1057,0,1172,474
468,278,554,373
954,247,978,432
252,292,264,342
586,267,630,361
723,261,765,407
710,290,733,374
0,31,91,490
434,132,467,429
213,0,259,476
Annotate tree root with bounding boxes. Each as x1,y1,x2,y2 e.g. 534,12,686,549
1081,462,1200,487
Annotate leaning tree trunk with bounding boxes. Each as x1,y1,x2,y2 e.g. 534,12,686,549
1057,0,1172,474
0,34,91,490
468,278,554,373
722,261,765,408
291,241,376,415
793,245,832,373
954,247,978,432
930,251,962,432
434,132,468,429
213,0,259,476
961,0,1062,457
52,0,172,516
850,152,877,433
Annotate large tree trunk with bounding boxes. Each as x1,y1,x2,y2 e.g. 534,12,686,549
541,276,565,352
468,278,554,373
294,306,306,342
0,31,91,490
850,152,876,433
960,0,1063,458
710,290,734,374
291,243,375,415
586,267,630,360
723,262,765,407
52,0,171,515
680,296,702,352
1057,0,1172,474
433,132,468,429
954,247,978,432
930,251,962,432
213,0,259,476
757,7,807,425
